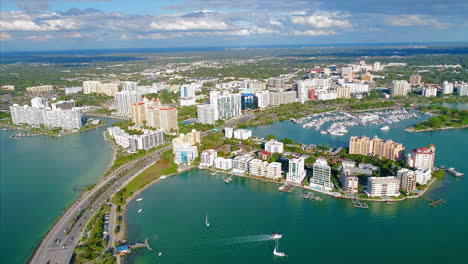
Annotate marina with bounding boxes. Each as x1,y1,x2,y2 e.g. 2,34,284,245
9,132,38,140
301,191,323,201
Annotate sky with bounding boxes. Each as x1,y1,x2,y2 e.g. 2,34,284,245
0,0,467,52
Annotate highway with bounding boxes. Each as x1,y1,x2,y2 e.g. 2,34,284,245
29,116,248,264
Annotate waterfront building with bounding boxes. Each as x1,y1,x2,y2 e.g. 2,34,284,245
407,145,436,170
172,129,201,152
255,90,270,109
456,83,468,96
233,129,252,140
51,100,76,110
442,81,454,95
232,154,254,173
214,157,233,170
415,168,432,185
340,161,373,195
121,81,138,91
249,159,269,177
10,103,82,130
349,136,405,161
26,85,54,93
241,93,258,110
224,127,234,138
200,149,217,167
286,157,306,184
116,91,141,116
365,177,400,197
269,91,297,106
410,74,422,85
209,91,242,120
422,87,437,97
267,162,282,179
197,104,216,125
174,144,198,165
64,86,83,95
341,173,359,195
311,159,333,190
128,129,165,152
390,80,410,97
107,127,131,148
265,140,284,154
336,87,351,99
1,85,15,91
397,168,417,193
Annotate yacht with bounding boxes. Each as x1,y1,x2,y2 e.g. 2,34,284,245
138,209,143,213
205,212,210,227
136,198,143,202
380,126,390,130
320,130,328,135
273,239,286,257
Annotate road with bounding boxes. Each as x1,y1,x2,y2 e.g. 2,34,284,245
29,116,246,264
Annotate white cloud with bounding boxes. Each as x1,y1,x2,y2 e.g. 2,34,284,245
290,12,352,28
292,29,336,36
0,12,81,31
64,32,85,38
1,32,13,41
120,34,129,40
150,17,230,31
386,15,451,29
27,34,55,41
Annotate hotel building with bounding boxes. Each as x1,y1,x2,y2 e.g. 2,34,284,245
407,145,436,170
349,136,405,161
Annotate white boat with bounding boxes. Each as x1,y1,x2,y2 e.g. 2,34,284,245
273,239,286,257
205,212,210,227
160,176,167,179
136,198,143,202
138,208,143,213
272,233,283,240
329,131,345,136
158,252,163,256
380,126,390,130
320,130,328,134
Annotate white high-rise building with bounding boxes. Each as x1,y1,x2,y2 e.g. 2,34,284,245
442,81,454,95
422,87,437,97
210,91,242,120
390,80,410,97
265,140,284,153
267,162,282,179
311,158,333,190
255,90,270,109
415,168,431,185
200,149,217,167
397,168,417,193
64,86,83,95
83,81,119,96
174,144,198,165
214,157,233,170
127,129,165,152
121,81,138,91
296,80,312,103
31,97,47,108
10,104,82,130
373,62,382,71
197,104,216,125
286,157,306,184
224,127,234,138
407,145,436,170
180,84,196,98
365,177,400,197
233,129,252,140
232,154,254,173
116,91,141,116
456,83,468,96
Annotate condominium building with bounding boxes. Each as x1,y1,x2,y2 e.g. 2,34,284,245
422,87,437,97
83,81,119,96
116,91,141,116
269,91,297,106
409,74,422,85
214,157,233,170
224,127,234,138
390,80,410,97
373,62,382,71
336,87,351,99
311,158,333,190
341,67,353,78
121,81,138,91
241,93,258,110
317,90,337,101
249,159,269,177
442,81,454,95
407,145,436,170
1,85,15,91
10,104,82,130
233,129,252,140
209,91,242,120
339,161,371,195
172,129,201,152
255,90,270,109
26,85,54,93
265,140,284,154
31,97,47,108
267,77,285,89
267,162,282,179
128,130,165,152
51,100,76,110
180,84,196,98
232,154,254,173
456,83,468,96
64,86,83,95
286,157,306,184
131,98,178,131
343,82,370,94
197,104,216,125
415,168,431,185
174,144,198,165
200,149,217,167
365,177,400,197
397,168,417,193
349,136,405,161
296,80,313,103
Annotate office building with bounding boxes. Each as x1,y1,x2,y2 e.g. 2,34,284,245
349,136,405,161
26,85,54,93
64,86,83,95
209,91,242,120
397,168,417,193
241,93,258,110
422,87,437,97
442,81,454,95
214,157,233,170
121,81,138,91
116,91,141,116
172,129,201,152
390,80,410,97
410,74,422,85
311,159,333,190
265,140,284,154
365,177,400,197
407,145,436,170
197,104,216,125
174,144,198,165
233,129,252,140
200,149,217,167
286,157,306,184
224,127,234,138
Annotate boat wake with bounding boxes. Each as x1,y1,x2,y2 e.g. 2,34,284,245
215,234,276,245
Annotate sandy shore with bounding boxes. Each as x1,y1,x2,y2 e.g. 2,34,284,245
405,125,468,133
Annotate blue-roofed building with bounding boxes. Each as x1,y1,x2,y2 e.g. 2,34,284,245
241,93,258,110
116,245,131,255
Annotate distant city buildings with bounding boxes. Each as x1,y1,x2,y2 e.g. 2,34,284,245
1,85,15,91
209,91,242,120
26,85,54,93
422,87,437,97
172,129,201,152
197,104,216,125
390,80,410,97
120,81,138,91
407,145,436,170
83,81,119,96
310,158,333,190
349,136,405,161
116,91,141,116
409,74,422,85
64,86,83,95
233,129,252,140
131,98,178,131
365,177,400,197
442,81,454,95
456,83,468,96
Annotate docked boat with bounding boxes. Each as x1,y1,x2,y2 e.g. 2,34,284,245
320,130,328,134
380,126,390,130
224,176,233,184
136,198,143,202
205,212,210,227
329,131,345,136
273,239,286,257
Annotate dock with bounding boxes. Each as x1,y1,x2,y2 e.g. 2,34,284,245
422,196,445,207
130,238,152,251
352,198,369,208
446,167,464,177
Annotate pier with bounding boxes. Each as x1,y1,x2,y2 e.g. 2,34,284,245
421,196,445,207
130,238,152,251
352,198,369,208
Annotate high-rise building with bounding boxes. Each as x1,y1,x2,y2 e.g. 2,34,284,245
286,157,306,184
121,81,138,91
233,129,252,140
341,66,353,78
214,157,233,170
255,90,270,109
267,162,282,179
397,168,417,193
409,74,422,85
83,81,119,96
249,159,269,177
365,177,400,197
128,129,165,152
456,83,468,96
200,149,217,167
265,140,284,153
373,62,382,71
174,144,198,165
232,154,254,173
131,98,178,131
349,136,405,161
336,87,351,99
442,81,454,95
241,93,258,110
269,91,297,105
422,87,437,97
209,91,242,120
172,129,201,152
197,104,216,125
296,80,312,103
116,91,141,116
311,158,333,190
390,80,410,97
224,127,233,138
267,77,285,89
180,84,196,98
407,145,436,170
10,104,82,130
415,168,431,185
64,86,83,95
51,100,76,110
31,97,47,108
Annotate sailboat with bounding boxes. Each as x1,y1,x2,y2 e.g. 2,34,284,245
273,239,286,257
205,212,210,227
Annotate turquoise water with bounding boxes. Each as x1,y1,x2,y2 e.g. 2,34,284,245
126,105,468,264
0,117,116,264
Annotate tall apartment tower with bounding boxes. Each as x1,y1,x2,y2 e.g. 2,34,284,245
390,80,410,97
311,158,333,190
286,157,306,184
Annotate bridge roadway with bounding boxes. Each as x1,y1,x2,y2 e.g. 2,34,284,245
29,115,250,264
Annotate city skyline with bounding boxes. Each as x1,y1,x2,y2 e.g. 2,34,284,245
1,0,468,51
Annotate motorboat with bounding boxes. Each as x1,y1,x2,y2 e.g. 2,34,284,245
272,233,283,240
136,198,143,202
138,208,143,213
380,126,390,130
273,239,286,257
205,212,210,227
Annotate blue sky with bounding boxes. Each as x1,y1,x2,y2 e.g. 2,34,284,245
0,0,467,51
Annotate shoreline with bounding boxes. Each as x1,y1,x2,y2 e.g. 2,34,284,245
405,124,468,133
0,120,106,137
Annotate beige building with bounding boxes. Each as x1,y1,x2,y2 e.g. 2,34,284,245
1,85,15,91
349,136,405,161
172,129,201,152
336,87,351,99
131,98,178,131
390,80,410,97
409,74,422,85
361,73,373,81
83,81,119,96
397,168,417,193
26,85,54,92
